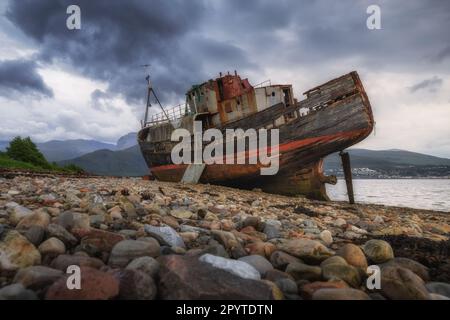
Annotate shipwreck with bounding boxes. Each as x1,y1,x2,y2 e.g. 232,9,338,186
137,71,374,201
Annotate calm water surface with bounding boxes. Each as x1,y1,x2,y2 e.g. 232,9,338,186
326,179,450,212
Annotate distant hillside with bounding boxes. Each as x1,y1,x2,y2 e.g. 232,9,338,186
324,149,450,169
116,132,137,150
36,139,116,162
324,149,450,178
58,145,148,177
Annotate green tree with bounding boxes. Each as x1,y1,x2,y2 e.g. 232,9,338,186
6,136,51,169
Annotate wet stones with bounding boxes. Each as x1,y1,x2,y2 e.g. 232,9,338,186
336,243,368,272
46,223,78,247
425,282,450,298
24,226,46,246
126,256,160,278
380,266,430,300
45,266,119,300
9,205,33,225
277,239,334,263
16,210,50,230
0,283,38,300
270,251,303,270
0,230,41,271
321,262,361,288
319,230,333,246
238,255,274,277
50,254,105,271
144,224,185,248
286,262,322,281
108,239,160,268
363,239,394,263
200,254,261,280
157,255,274,299
112,268,157,300
211,230,246,258
170,209,193,220
312,288,370,300
380,257,430,282
13,266,63,290
38,237,66,256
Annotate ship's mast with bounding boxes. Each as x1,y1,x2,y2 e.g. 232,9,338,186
142,65,171,128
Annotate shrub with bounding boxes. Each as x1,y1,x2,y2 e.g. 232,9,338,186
6,136,51,169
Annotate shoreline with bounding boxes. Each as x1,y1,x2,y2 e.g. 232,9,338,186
1,175,449,299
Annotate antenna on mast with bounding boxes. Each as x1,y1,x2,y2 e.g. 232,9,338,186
140,64,171,128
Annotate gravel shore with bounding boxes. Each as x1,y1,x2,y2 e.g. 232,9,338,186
0,176,449,300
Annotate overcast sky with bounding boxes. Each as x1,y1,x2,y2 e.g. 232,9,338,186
0,0,449,157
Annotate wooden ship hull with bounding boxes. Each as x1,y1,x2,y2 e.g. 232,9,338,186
138,71,374,200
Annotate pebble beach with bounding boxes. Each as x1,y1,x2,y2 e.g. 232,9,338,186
0,175,449,300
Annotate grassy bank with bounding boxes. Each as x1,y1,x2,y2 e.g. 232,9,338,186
0,152,84,174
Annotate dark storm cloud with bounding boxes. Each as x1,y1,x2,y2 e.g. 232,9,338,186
410,76,443,93
0,59,53,98
3,0,450,105
4,0,258,107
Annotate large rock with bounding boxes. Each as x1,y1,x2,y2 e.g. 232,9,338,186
277,239,333,263
380,257,430,281
336,244,368,272
72,213,90,231
38,237,66,256
144,224,185,248
112,269,157,300
200,254,261,280
126,256,160,278
24,226,45,246
45,266,119,300
299,280,349,299
363,239,394,263
170,209,193,219
211,230,246,258
238,255,274,277
312,288,370,300
74,228,125,257
16,210,50,230
13,266,63,289
425,282,450,298
57,211,74,230
9,205,33,225
244,241,276,258
0,230,41,271
0,284,38,300
286,262,322,281
270,251,304,270
380,266,430,300
157,255,274,299
319,230,333,246
109,239,160,268
322,263,361,288
46,223,78,246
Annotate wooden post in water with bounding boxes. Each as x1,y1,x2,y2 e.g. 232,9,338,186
340,151,355,204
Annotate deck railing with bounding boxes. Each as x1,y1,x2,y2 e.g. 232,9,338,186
144,103,187,127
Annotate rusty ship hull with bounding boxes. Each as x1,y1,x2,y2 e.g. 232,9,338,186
138,71,374,200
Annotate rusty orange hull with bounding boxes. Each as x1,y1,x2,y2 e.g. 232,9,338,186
138,71,374,200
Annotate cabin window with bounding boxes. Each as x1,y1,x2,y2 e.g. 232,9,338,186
271,92,275,97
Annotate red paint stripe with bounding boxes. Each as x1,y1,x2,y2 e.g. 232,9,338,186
151,129,365,172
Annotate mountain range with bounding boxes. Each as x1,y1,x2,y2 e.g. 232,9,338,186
1,133,450,177
0,132,137,162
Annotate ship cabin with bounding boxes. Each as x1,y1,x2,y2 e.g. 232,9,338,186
185,71,295,131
